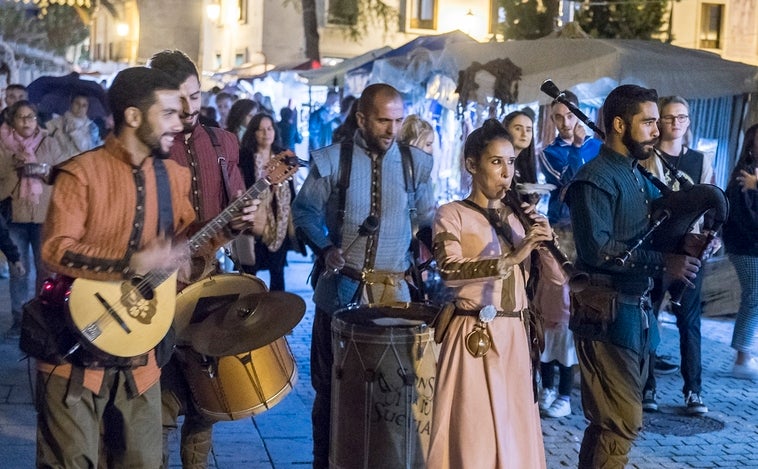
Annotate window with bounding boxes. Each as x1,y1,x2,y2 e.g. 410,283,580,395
410,0,436,30
235,49,247,66
489,0,505,35
699,3,723,49
238,0,247,24
328,0,358,26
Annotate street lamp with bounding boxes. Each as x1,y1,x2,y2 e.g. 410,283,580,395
115,22,129,37
206,1,221,23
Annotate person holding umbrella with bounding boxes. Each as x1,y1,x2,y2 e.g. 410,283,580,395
0,100,68,338
45,92,103,157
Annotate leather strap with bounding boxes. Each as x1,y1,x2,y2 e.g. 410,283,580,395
203,125,235,204
335,141,353,248
153,158,174,237
64,365,85,407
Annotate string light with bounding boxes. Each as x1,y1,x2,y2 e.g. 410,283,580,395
10,0,93,17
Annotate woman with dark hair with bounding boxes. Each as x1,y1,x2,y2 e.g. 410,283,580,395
0,100,67,337
503,109,538,184
723,123,758,380
428,118,559,468
225,98,259,142
238,112,296,290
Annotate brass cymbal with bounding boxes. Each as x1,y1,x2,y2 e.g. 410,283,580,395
186,291,305,357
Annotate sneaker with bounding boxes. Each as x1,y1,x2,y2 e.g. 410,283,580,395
684,391,708,415
654,355,679,375
538,387,556,412
642,389,658,412
544,396,571,418
732,358,758,380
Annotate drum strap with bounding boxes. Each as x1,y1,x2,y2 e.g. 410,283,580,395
335,141,353,249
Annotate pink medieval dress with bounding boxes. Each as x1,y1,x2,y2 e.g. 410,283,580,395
427,200,552,469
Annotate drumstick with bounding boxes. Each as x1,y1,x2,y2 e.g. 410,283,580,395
322,215,380,278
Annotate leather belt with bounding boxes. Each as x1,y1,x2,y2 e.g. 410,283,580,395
338,266,363,281
338,266,405,285
454,307,527,320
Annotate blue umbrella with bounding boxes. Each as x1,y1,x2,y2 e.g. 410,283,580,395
27,72,110,121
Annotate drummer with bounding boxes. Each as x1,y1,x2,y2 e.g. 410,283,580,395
148,50,258,468
292,83,435,468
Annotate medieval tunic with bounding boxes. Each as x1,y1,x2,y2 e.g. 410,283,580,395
428,201,547,469
40,135,195,394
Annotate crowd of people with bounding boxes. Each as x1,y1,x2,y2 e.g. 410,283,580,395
1,48,757,468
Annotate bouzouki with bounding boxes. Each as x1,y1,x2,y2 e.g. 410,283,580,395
65,151,299,358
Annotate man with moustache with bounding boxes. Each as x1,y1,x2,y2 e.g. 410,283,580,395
292,83,434,468
564,84,701,468
148,50,252,468
35,66,196,467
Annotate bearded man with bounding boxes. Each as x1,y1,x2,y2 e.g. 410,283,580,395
565,84,701,469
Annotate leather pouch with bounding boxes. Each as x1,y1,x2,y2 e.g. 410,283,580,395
570,285,618,331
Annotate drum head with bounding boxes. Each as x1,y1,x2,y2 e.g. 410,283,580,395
174,273,267,342
334,303,437,328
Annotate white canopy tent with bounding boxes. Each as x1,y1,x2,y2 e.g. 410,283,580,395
441,37,758,105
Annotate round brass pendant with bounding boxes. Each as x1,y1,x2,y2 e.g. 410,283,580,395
465,326,491,358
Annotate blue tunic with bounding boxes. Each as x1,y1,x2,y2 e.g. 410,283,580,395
292,132,434,313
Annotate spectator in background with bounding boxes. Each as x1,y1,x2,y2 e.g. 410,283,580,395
226,98,259,142
538,90,602,226
0,84,28,276
45,93,103,158
253,92,275,115
398,114,434,154
503,109,539,185
0,101,70,338
0,211,24,336
339,95,357,125
308,90,339,151
331,98,358,144
214,92,235,128
278,106,303,152
723,123,758,381
504,107,577,419
640,95,715,414
0,84,28,126
199,106,219,127
239,112,298,291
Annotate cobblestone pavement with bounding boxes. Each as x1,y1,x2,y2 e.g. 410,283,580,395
1,254,757,468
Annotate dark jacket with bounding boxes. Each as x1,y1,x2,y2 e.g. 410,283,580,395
0,213,20,263
723,168,758,256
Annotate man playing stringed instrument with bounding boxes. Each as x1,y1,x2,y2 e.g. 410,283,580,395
148,50,262,468
36,67,198,468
